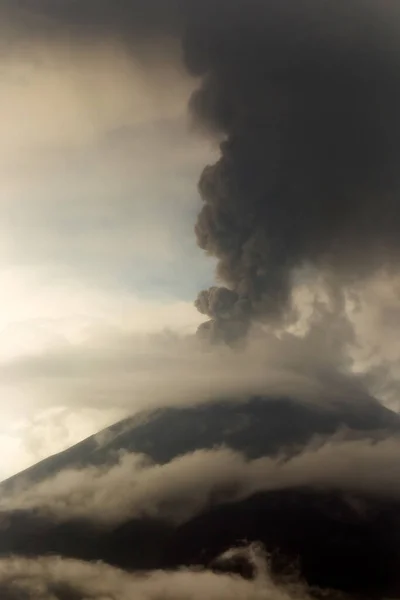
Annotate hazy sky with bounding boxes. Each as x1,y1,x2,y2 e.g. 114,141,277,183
0,38,219,478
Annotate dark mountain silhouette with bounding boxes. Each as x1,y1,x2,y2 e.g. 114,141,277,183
1,395,400,597
3,395,398,489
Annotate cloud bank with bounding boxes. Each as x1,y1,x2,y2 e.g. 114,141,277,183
3,436,400,526
0,546,316,600
0,319,381,417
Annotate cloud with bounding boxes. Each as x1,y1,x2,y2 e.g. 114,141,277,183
0,268,399,480
0,319,379,418
4,436,400,526
0,268,204,479
0,37,191,157
0,546,313,600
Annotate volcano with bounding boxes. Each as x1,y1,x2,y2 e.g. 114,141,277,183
0,394,400,597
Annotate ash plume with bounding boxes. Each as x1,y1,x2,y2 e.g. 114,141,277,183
188,1,400,342
6,0,400,343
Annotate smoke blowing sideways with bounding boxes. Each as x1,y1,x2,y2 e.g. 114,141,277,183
8,0,400,343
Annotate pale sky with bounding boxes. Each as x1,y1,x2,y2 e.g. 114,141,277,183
0,25,400,482
0,39,218,479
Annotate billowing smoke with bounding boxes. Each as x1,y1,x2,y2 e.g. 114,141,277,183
187,1,400,342
6,0,400,344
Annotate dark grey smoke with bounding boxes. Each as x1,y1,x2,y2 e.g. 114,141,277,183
7,0,400,342
187,1,400,342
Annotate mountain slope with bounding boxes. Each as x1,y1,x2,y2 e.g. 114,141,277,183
0,394,399,596
3,394,398,490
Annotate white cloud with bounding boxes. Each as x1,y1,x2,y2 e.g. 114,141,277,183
0,546,309,600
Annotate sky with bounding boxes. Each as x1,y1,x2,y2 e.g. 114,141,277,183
0,2,400,483
0,38,220,479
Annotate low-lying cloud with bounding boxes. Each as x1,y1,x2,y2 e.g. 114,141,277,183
4,436,400,525
0,545,326,600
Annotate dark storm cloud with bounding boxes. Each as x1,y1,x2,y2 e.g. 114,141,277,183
6,1,400,342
